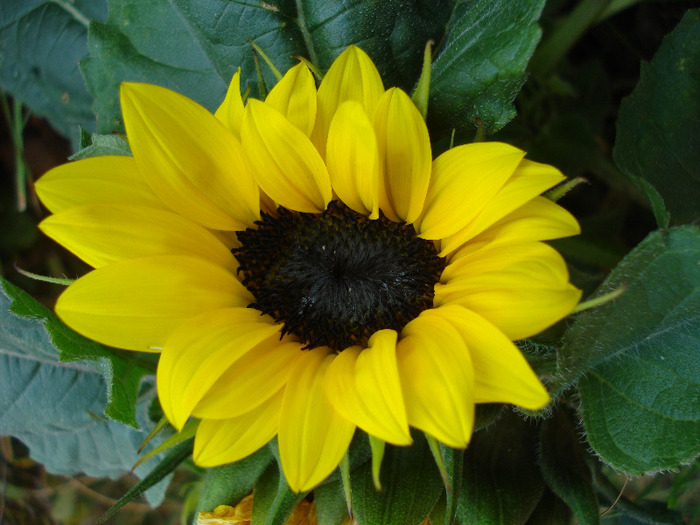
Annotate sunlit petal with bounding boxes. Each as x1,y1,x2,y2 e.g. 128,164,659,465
324,330,411,445
436,304,550,409
55,255,252,352
194,389,284,467
242,99,332,213
444,196,580,258
158,308,281,430
418,143,525,241
326,101,380,218
397,312,475,448
121,82,259,230
39,204,236,270
313,45,384,158
279,349,356,492
34,156,162,214
266,63,317,137
193,338,302,419
215,68,245,138
373,88,431,223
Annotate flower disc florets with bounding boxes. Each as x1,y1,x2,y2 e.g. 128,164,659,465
234,201,445,352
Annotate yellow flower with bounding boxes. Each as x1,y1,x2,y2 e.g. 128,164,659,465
36,46,581,492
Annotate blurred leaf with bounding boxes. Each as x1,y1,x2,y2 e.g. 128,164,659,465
251,462,306,525
613,9,700,226
539,408,600,525
457,411,544,525
429,0,546,137
193,447,273,523
0,277,150,427
351,430,443,525
0,0,106,144
559,226,700,474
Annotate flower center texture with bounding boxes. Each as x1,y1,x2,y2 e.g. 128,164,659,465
234,201,445,351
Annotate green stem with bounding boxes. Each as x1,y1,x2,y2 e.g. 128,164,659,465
530,0,613,77
50,0,90,28
295,0,318,69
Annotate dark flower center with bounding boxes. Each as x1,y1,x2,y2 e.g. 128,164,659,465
233,201,444,352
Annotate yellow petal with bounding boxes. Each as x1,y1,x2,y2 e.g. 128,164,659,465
266,63,317,137
193,338,302,419
443,242,568,283
313,45,384,158
417,143,526,241
434,258,582,341
374,88,432,223
442,196,580,258
438,159,565,253
435,305,550,409
194,389,284,467
242,99,332,213
279,349,356,492
214,68,245,138
158,307,281,430
39,204,236,270
396,312,475,448
121,82,259,230
324,330,411,445
326,101,380,218
34,156,162,214
55,255,252,352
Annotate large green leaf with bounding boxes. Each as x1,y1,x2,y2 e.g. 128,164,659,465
298,0,451,91
0,280,169,501
0,277,151,427
613,9,700,226
0,0,106,142
457,411,544,524
81,0,307,133
561,226,700,474
429,0,546,137
351,431,443,525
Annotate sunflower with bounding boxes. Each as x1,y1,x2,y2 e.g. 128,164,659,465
35,46,581,492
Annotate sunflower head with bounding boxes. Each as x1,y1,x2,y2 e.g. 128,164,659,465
35,45,581,492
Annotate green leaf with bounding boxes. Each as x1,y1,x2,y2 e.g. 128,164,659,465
69,132,131,160
299,1,451,91
0,277,151,427
0,1,105,143
81,0,308,133
457,411,544,525
429,0,546,137
438,444,463,525
314,479,350,525
560,226,700,474
613,9,700,226
192,447,273,522
351,430,443,525
539,409,600,525
251,462,306,525
97,438,193,524
0,278,169,503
